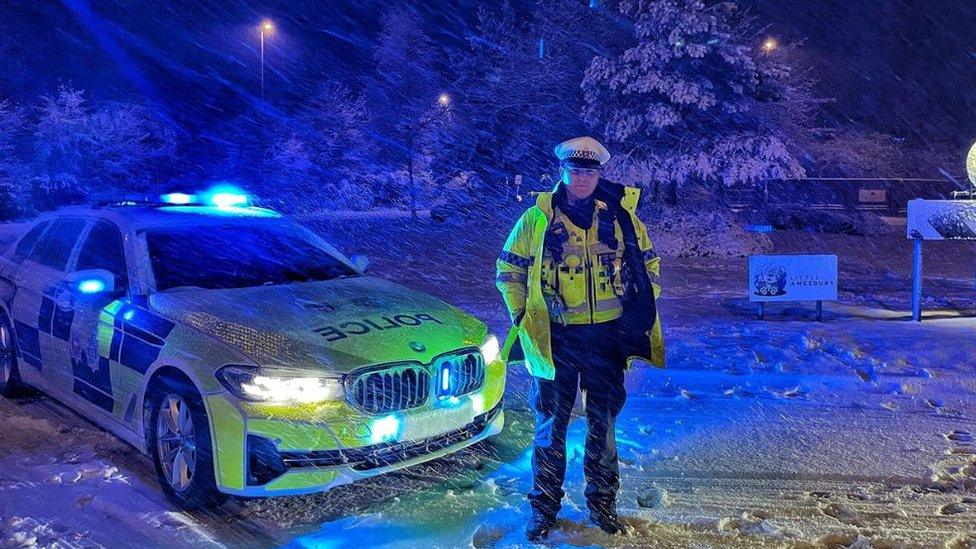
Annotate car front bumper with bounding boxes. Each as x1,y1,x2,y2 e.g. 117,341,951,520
205,359,506,497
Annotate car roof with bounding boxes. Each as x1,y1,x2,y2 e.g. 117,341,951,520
38,204,286,232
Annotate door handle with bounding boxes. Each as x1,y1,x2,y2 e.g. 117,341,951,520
55,292,73,310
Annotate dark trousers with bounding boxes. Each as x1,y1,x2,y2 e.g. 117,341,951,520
527,321,627,519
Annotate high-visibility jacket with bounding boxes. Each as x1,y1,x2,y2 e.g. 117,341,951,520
496,182,665,380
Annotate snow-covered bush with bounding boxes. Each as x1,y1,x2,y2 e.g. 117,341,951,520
810,130,959,180
641,204,772,258
25,84,177,210
769,206,893,236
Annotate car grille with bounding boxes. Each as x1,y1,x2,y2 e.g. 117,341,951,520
346,349,485,414
348,364,430,415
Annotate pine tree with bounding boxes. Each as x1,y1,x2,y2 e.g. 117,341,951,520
582,0,813,203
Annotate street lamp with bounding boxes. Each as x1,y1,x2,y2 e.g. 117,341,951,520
259,20,275,100
761,36,778,53
405,95,453,219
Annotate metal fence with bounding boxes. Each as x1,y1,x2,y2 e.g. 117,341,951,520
727,177,966,214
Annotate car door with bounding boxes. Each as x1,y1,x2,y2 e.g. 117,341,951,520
66,220,131,418
5,220,53,385
10,217,89,394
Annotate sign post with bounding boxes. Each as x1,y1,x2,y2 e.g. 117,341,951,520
906,199,976,321
912,239,922,321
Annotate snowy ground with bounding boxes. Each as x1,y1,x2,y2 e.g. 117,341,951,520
2,215,976,548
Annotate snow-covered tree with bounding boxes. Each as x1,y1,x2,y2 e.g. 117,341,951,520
449,1,625,182
33,84,90,199
32,84,178,207
371,5,438,121
301,83,375,175
265,134,319,212
86,103,176,193
265,83,379,211
582,0,813,203
370,3,439,147
369,4,443,210
0,99,29,219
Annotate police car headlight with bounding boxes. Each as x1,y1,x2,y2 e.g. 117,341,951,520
480,334,500,364
216,366,344,404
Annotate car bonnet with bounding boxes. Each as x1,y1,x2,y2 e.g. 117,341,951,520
147,276,486,373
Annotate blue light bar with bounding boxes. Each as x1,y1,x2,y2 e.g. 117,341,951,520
78,279,106,294
210,192,249,208
201,183,252,209
161,192,195,205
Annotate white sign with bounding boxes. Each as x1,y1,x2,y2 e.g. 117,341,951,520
907,199,976,240
749,254,838,302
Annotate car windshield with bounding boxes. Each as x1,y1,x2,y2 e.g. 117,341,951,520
146,224,358,291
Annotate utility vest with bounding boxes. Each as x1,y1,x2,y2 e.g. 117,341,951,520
542,201,625,325
496,181,665,380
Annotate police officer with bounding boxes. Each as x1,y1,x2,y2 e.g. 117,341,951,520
496,136,665,542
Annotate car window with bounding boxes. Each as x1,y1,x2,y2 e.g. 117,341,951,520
12,220,52,262
145,224,358,291
75,221,128,291
28,218,88,271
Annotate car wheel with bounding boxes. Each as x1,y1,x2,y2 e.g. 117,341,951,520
149,378,225,510
0,315,22,397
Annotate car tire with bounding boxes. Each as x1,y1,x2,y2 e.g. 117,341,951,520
0,315,22,398
148,377,226,510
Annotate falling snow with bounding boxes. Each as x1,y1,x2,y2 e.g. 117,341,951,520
2,1,976,547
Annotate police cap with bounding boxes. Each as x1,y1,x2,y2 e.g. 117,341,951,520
553,136,611,168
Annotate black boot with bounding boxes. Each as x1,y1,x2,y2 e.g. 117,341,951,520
525,510,556,543
589,507,626,536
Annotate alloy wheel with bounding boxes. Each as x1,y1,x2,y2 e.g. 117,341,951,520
156,394,198,492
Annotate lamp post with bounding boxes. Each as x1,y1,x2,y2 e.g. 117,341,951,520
260,20,274,100
406,94,452,219
761,36,778,54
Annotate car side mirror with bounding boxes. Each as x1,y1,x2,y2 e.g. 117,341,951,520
65,269,116,296
350,254,370,273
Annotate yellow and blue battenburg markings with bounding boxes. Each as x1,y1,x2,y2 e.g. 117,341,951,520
71,347,113,412
99,297,176,376
68,298,176,412
38,286,74,342
13,320,41,369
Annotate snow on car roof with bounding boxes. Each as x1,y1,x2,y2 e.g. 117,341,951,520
46,204,284,231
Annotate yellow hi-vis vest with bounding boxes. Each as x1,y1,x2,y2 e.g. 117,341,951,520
496,185,665,380
540,199,625,325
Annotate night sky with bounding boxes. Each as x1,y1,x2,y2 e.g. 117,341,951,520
4,0,975,151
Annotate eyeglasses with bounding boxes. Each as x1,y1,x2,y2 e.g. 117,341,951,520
564,167,601,176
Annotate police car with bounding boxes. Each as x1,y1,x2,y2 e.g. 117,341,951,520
0,187,506,509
